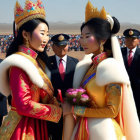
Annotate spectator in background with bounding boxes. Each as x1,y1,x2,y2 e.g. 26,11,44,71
121,28,140,120
46,33,79,140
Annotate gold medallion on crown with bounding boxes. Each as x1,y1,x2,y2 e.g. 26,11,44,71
14,0,46,29
85,1,108,22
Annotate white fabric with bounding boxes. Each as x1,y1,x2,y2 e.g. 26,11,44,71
96,58,130,86
111,35,140,140
0,54,44,96
106,15,114,30
71,118,118,140
122,84,140,140
73,53,93,88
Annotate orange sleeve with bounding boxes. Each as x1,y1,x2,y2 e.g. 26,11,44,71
73,84,121,118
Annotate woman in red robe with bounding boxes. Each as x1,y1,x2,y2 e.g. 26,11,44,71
0,0,62,139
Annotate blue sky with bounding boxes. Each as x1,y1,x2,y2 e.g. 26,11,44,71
0,0,140,24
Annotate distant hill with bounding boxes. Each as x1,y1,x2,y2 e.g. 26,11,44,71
0,22,140,35
0,23,13,35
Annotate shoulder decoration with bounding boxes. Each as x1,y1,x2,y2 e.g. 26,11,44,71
0,54,44,96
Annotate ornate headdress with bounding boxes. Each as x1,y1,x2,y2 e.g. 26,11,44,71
14,0,46,29
85,1,114,30
85,1,107,22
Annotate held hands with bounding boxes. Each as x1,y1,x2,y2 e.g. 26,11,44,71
61,100,72,116
57,89,72,116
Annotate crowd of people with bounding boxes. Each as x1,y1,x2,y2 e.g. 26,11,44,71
0,35,14,53
1,34,139,53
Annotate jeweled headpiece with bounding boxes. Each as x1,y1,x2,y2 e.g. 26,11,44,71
85,1,107,22
14,0,46,29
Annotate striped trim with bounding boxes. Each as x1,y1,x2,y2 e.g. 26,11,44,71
82,73,96,87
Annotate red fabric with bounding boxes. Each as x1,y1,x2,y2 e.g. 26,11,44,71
11,117,48,140
59,59,65,80
128,49,133,66
9,66,62,140
74,117,89,140
57,89,64,103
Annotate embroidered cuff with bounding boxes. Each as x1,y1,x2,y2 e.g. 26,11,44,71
74,106,86,116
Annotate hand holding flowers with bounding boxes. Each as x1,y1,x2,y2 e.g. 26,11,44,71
66,88,90,106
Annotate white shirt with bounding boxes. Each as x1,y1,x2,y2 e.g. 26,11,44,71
127,47,137,60
55,55,67,71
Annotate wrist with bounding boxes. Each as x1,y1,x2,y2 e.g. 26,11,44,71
71,106,74,114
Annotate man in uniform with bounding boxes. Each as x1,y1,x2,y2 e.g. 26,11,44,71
47,34,79,140
121,29,140,119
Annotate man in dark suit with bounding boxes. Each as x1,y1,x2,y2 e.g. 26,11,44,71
47,34,79,140
121,29,140,120
0,59,8,126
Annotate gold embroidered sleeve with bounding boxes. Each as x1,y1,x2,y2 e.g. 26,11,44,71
73,84,122,118
10,66,62,123
49,96,60,106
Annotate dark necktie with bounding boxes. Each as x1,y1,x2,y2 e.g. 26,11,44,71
59,59,65,80
128,49,133,66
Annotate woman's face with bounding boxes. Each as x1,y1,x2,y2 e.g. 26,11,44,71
80,26,100,55
28,22,49,52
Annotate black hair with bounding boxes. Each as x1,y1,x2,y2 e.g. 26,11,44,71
6,18,51,69
80,17,120,56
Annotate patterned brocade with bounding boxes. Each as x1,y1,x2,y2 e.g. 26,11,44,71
0,109,22,140
106,84,121,96
73,106,86,116
40,104,62,123
0,46,62,139
22,132,35,140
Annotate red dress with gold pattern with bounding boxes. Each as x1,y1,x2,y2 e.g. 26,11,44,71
0,46,62,140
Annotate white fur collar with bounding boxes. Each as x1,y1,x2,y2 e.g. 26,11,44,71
73,54,93,88
73,55,130,88
0,54,44,96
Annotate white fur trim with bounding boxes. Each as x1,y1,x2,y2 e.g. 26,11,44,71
96,58,130,86
0,54,44,96
73,54,93,88
73,55,130,88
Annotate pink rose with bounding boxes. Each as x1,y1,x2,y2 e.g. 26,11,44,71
73,98,77,102
80,94,89,102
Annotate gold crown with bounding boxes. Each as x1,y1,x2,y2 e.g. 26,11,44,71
14,0,46,29
85,1,107,22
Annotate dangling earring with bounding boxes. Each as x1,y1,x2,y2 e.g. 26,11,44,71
25,38,30,48
100,42,104,53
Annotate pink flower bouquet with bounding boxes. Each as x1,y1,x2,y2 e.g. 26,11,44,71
66,88,90,106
